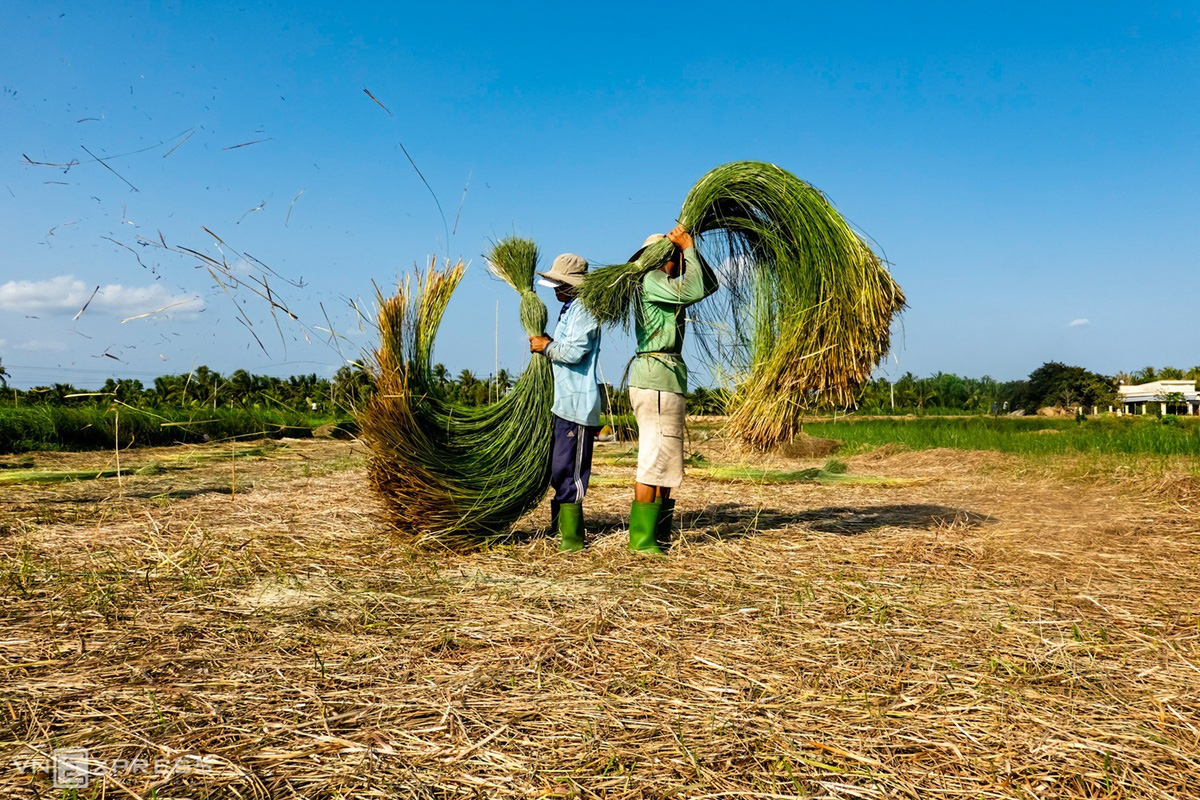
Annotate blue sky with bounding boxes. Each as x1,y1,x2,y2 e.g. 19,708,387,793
1,1,1197,389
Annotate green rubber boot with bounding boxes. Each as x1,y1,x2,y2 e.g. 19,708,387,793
558,502,585,552
628,500,664,554
655,498,675,545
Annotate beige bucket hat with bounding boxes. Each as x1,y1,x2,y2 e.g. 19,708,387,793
536,253,589,288
629,232,667,262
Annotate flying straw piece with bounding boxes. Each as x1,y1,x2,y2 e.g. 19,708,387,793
73,286,100,321
22,154,80,169
162,130,194,159
285,189,304,227
452,170,472,236
362,88,392,115
80,145,138,192
222,138,272,151
120,298,199,323
236,201,266,224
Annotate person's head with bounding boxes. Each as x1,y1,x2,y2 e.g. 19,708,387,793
536,253,588,301
661,251,681,278
630,233,680,277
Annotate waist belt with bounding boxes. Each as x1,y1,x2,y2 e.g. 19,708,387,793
621,351,685,387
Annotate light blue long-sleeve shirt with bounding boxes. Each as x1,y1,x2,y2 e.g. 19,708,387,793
543,298,602,427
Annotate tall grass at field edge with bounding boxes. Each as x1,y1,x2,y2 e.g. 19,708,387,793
803,415,1200,456
0,406,337,454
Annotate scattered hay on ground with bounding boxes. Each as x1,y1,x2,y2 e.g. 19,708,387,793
2,438,1199,798
775,432,842,459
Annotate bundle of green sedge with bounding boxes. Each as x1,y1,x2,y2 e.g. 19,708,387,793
360,239,552,546
576,161,906,449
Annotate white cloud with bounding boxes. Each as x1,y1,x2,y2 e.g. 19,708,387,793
0,275,204,319
1067,318,1090,327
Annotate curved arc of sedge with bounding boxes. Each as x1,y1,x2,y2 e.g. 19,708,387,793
362,245,553,547
576,160,905,449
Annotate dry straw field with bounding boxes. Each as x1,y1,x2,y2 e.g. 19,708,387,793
2,430,1199,798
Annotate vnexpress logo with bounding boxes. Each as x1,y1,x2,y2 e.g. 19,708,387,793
53,748,90,789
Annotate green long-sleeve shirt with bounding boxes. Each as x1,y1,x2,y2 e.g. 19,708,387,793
628,246,720,394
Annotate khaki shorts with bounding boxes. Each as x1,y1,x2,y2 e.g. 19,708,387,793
630,386,686,488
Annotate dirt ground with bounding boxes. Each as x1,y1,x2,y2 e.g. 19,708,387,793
2,436,1199,798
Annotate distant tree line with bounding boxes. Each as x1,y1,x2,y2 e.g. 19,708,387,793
0,363,373,415
854,363,1200,415
1,358,1194,417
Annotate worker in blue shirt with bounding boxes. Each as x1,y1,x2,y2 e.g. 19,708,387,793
529,253,603,551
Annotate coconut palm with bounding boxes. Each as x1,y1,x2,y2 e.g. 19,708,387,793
455,369,477,403
1133,366,1157,384
495,368,513,396
913,380,938,414
228,369,255,404
432,363,450,390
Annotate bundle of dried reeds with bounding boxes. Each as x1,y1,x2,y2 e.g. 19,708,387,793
359,241,552,546
578,161,905,449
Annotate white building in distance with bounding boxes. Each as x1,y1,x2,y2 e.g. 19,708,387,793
1117,380,1200,415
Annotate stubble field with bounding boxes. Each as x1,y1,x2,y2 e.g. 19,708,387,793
2,427,1199,799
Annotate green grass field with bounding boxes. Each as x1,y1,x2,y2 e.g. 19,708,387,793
0,405,341,454
7,406,1199,462
804,414,1200,456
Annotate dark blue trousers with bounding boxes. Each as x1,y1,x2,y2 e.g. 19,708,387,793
550,415,597,504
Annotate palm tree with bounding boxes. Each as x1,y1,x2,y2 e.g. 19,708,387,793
432,363,450,391
913,379,937,415
856,379,888,411
454,369,477,405
44,383,78,404
0,359,8,389
473,382,489,406
892,372,918,409
494,368,513,396
1133,366,1157,384
229,369,255,405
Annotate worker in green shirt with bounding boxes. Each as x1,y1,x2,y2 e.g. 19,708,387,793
627,224,720,553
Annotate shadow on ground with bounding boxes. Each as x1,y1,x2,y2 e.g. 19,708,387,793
9,484,237,506
571,503,994,545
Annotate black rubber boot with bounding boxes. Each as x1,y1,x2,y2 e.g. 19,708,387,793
655,498,675,545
